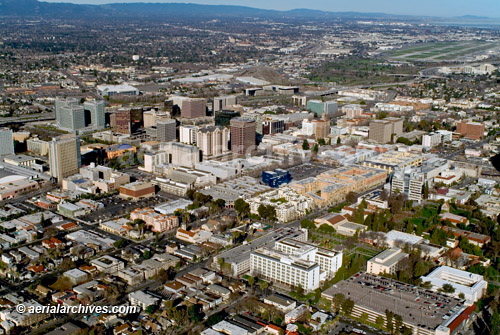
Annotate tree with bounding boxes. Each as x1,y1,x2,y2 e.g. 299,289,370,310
413,261,426,277
420,281,432,289
385,309,394,333
247,276,255,287
234,198,250,218
258,204,277,222
332,293,345,313
302,139,310,150
346,192,358,204
296,284,304,297
114,239,127,249
423,181,429,200
259,280,269,295
441,283,455,293
352,201,366,224
394,314,403,334
341,298,354,315
376,316,384,328
182,211,191,224
337,137,341,145
145,305,158,314
312,144,319,153
319,224,336,234
300,219,315,229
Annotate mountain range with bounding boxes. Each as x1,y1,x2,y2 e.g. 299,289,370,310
0,0,498,22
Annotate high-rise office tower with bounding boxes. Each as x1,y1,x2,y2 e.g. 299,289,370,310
180,98,207,119
55,98,105,131
212,95,238,113
55,98,85,131
369,118,403,144
156,119,177,142
112,110,132,134
197,126,230,158
49,135,81,182
83,100,106,129
230,118,256,155
314,120,330,140
0,128,14,156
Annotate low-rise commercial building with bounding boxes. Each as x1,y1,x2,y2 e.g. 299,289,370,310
420,266,487,305
367,248,408,275
119,181,155,200
362,150,423,172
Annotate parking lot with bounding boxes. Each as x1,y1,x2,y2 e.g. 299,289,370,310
81,192,181,223
288,163,333,181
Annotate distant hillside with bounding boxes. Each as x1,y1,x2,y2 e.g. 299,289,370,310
0,0,421,20
0,0,496,23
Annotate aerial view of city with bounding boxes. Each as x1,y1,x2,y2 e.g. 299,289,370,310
0,0,500,334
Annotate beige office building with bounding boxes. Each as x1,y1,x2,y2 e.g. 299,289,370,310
49,135,81,182
369,117,403,144
366,248,408,275
27,138,50,156
314,120,330,140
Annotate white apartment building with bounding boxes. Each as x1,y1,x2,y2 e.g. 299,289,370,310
367,248,408,275
436,130,453,142
143,142,200,172
391,168,425,202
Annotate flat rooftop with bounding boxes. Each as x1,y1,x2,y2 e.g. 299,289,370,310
322,273,465,332
369,248,408,268
216,227,305,265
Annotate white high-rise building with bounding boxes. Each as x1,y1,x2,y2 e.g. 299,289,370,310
55,98,84,131
250,238,342,291
55,98,105,131
436,130,453,143
422,133,442,148
179,125,199,145
0,128,14,156
301,119,316,136
83,100,106,129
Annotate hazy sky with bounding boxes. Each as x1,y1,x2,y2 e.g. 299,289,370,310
41,0,500,18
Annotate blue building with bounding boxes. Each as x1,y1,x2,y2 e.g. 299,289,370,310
262,169,292,188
